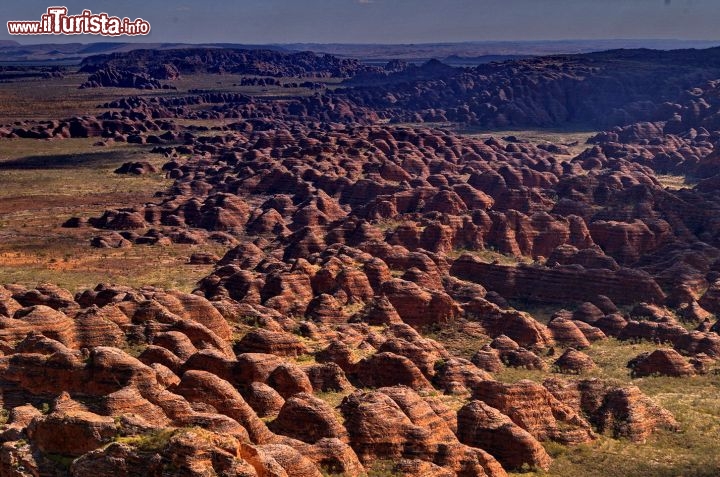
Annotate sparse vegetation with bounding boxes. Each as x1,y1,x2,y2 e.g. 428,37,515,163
495,334,720,476
0,39,718,477
45,454,75,470
655,174,696,190
426,320,490,359
0,138,226,291
365,459,402,477
114,428,179,452
315,389,354,409
449,247,531,266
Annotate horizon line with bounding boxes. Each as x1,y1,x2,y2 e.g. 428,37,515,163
2,38,720,47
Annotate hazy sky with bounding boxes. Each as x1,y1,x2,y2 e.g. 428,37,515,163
1,0,720,44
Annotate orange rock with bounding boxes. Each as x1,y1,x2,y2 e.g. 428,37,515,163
28,408,116,456
340,386,506,477
235,329,308,357
381,278,460,329
472,380,595,445
354,352,433,391
554,348,596,374
629,348,695,377
269,392,347,443
458,400,552,471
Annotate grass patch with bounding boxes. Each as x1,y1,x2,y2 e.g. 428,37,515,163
365,459,402,477
655,174,696,190
449,247,531,266
425,320,490,360
460,127,597,160
295,353,317,364
315,389,354,409
114,428,178,452
45,453,75,470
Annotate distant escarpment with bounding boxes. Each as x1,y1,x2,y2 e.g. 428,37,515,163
79,47,384,79
341,48,720,129
79,66,177,90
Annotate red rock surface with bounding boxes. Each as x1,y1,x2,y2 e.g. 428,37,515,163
457,400,552,471
472,380,595,445
629,348,696,377
554,348,596,374
5,46,720,476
